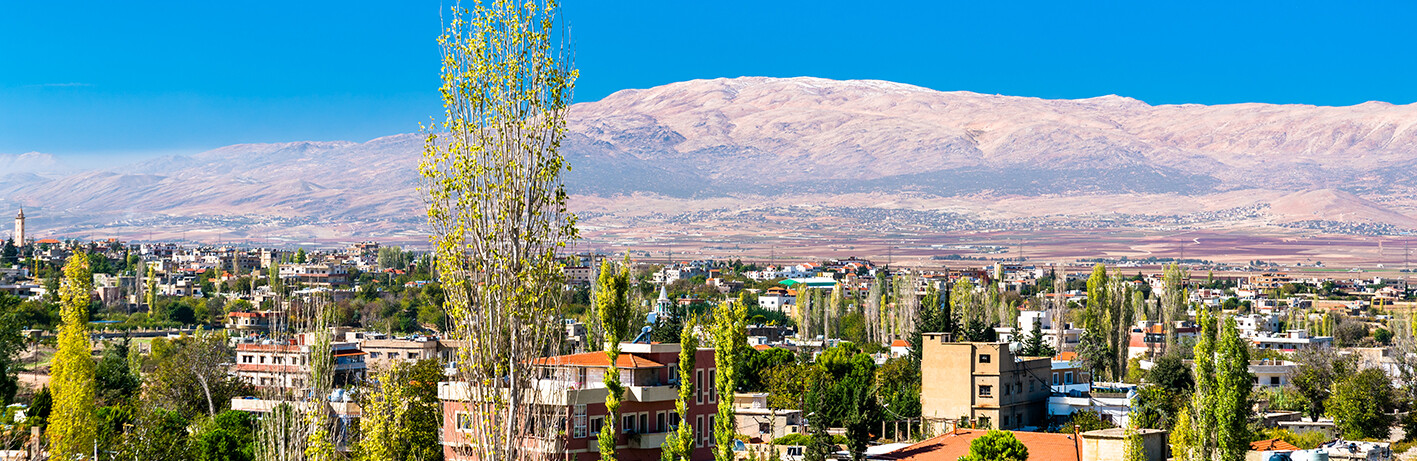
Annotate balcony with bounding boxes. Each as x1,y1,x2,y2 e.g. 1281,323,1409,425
630,431,670,450
626,385,677,403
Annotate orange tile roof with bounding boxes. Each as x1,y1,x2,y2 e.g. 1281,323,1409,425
1250,439,1300,451
532,352,666,369
1053,351,1078,361
880,429,1079,461
891,339,910,348
753,345,773,351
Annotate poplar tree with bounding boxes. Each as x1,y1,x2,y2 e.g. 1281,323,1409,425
50,252,97,458
597,260,632,461
420,0,578,460
713,300,747,461
146,264,158,309
1214,316,1252,461
662,315,699,461
1182,308,1219,461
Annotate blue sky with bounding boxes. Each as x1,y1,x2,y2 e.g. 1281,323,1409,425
2,1,1416,162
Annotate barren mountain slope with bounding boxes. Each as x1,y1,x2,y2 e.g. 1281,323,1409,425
4,76,1417,237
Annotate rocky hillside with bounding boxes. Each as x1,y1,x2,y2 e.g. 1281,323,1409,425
4,76,1417,235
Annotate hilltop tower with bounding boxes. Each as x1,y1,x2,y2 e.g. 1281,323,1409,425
12,208,23,246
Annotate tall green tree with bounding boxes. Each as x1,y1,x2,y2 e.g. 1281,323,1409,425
1327,368,1397,439
357,360,444,461
1018,317,1055,357
1291,348,1353,421
597,259,632,461
662,315,699,461
713,300,747,461
1178,308,1219,461
50,252,97,458
1214,316,1252,461
908,283,949,365
807,345,878,461
0,293,25,405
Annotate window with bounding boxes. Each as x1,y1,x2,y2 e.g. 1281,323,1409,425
455,412,475,432
1064,372,1073,385
1004,384,1010,396
695,416,704,447
979,385,993,397
657,411,667,433
408,352,419,360
368,352,380,358
979,354,991,363
243,355,253,363
589,416,604,434
623,414,635,434
1270,376,1281,386
639,413,649,434
707,415,715,446
1002,415,1010,427
708,369,717,403
669,411,680,429
574,405,587,438
1052,372,1059,385
1029,381,1035,392
759,422,770,435
696,369,704,404
1016,383,1022,394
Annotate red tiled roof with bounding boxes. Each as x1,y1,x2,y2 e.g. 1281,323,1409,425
891,339,910,348
532,352,666,369
234,364,303,373
753,345,773,351
879,429,1079,461
1250,439,1300,451
236,343,302,353
1054,351,1079,361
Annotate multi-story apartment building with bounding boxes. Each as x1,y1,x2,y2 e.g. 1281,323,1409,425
226,310,284,332
279,263,349,287
233,333,366,389
361,335,459,371
921,337,1051,431
1248,273,1293,290
438,342,718,461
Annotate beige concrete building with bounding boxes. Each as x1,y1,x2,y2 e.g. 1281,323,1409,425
361,336,456,371
920,336,1051,430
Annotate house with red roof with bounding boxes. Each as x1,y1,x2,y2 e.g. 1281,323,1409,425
439,342,719,461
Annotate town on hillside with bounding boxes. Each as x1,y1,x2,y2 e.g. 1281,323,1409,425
3,206,1416,461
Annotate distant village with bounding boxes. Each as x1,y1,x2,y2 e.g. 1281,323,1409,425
3,207,1417,461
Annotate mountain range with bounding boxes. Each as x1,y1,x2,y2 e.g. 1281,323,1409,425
4,76,1417,241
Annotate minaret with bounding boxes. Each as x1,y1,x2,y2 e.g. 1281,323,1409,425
655,284,672,316
12,208,23,246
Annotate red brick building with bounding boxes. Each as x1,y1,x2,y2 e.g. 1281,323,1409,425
439,342,720,461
